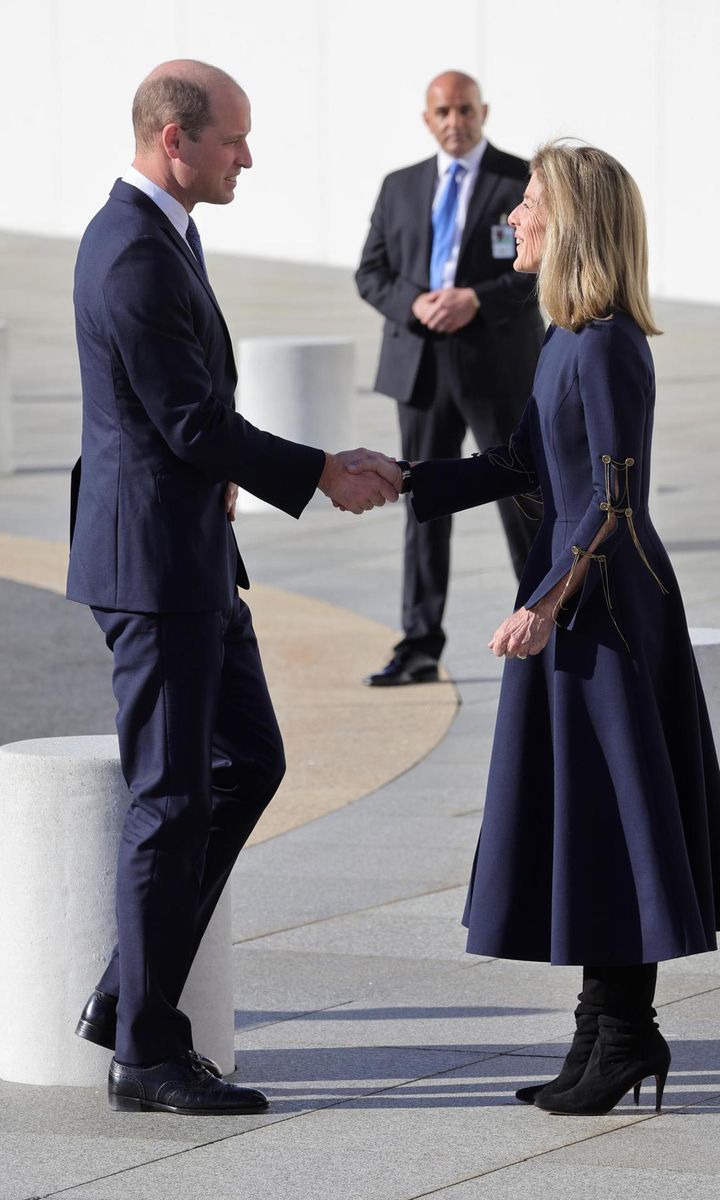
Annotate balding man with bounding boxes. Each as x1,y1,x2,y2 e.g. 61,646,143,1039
357,71,545,686
68,60,398,1114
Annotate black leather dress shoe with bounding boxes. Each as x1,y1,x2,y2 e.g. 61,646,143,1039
108,1051,269,1115
363,649,439,687
76,989,119,1050
77,990,222,1078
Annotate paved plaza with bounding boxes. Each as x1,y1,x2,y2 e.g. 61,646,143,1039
1,230,720,1198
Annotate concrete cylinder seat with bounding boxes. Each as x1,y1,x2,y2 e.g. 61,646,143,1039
0,735,234,1086
236,335,354,512
690,628,720,745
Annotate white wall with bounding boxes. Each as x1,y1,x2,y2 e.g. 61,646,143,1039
1,0,719,301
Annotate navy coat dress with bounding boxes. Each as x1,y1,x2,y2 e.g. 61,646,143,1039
411,311,720,966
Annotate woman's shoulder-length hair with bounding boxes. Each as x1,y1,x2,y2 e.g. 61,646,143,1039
532,141,661,336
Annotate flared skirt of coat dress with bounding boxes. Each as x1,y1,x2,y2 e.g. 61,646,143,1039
462,558,720,966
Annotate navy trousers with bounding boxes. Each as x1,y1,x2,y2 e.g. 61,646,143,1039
91,596,285,1065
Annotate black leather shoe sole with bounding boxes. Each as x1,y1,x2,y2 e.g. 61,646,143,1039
109,1092,270,1115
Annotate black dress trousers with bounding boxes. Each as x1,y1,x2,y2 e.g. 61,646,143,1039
398,338,540,659
92,595,285,1065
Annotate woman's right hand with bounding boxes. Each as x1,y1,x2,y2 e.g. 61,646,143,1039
488,603,553,659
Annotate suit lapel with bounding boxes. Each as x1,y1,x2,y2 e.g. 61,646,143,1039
416,157,439,285
110,180,234,348
161,224,236,382
458,142,504,263
160,222,231,333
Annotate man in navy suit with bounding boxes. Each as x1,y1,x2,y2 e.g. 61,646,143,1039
357,71,544,686
68,59,398,1115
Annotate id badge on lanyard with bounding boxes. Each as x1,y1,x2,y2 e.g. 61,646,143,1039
491,216,515,260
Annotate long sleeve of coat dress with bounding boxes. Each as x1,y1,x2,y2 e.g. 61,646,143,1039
410,318,666,636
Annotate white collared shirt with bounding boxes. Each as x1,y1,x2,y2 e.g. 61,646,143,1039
433,137,488,288
121,165,192,246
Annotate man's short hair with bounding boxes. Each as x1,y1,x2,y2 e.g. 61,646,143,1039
132,75,214,149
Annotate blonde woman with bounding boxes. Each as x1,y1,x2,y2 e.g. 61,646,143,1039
371,143,720,1115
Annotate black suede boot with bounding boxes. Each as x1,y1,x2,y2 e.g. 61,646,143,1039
534,1014,670,1114
534,963,671,1115
515,970,603,1105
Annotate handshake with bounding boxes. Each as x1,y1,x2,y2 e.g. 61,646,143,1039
222,450,405,522
317,448,404,515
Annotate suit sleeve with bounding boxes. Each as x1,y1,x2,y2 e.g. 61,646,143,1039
410,401,539,521
470,173,538,324
102,237,325,518
521,323,659,626
355,179,423,329
472,269,538,325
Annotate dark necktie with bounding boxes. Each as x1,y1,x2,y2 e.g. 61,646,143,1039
429,162,466,290
186,215,208,278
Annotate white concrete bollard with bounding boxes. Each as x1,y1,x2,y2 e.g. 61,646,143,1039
691,628,720,747
0,321,12,476
0,736,235,1086
236,335,354,513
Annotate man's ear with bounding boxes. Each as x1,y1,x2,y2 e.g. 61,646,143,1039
161,123,182,160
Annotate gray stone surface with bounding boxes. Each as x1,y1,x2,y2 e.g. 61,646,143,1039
53,1056,642,1200
426,1163,720,1200
1,234,720,1198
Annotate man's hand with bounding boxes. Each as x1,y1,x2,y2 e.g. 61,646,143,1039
411,293,439,325
224,481,238,522
412,287,479,334
318,449,401,514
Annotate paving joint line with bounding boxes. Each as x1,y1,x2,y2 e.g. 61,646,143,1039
402,1088,720,1200
402,1115,661,1200
231,880,467,945
235,997,356,1035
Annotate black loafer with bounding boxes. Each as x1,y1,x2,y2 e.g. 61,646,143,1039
363,649,439,687
108,1051,269,1115
77,990,222,1078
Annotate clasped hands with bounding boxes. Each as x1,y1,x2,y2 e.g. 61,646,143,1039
412,287,479,335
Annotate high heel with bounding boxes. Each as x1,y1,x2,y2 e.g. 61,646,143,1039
534,1019,671,1116
634,1068,669,1112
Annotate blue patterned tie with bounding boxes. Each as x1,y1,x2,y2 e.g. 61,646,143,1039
429,162,466,290
186,215,208,278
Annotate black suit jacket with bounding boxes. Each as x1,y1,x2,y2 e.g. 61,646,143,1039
355,142,544,406
68,181,325,613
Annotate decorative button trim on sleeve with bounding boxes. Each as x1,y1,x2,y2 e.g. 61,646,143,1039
552,452,669,653
599,453,668,595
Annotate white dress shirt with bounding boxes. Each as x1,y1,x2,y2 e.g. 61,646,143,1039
121,165,193,248
433,138,488,288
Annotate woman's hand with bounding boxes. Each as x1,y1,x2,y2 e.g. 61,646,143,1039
488,602,553,659
488,509,618,659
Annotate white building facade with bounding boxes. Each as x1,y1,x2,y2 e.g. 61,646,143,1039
1,0,718,302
